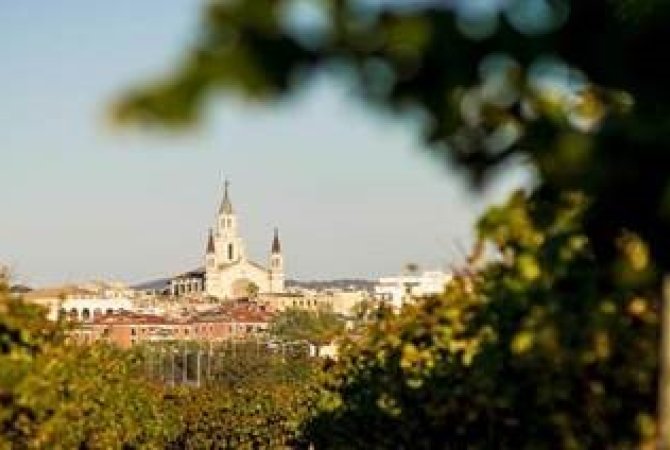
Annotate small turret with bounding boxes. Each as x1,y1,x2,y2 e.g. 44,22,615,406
205,228,216,273
272,227,281,254
206,228,215,254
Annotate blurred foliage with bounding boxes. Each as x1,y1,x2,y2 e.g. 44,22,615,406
304,190,658,448
114,0,670,286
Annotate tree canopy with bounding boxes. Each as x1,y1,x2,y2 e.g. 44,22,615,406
270,308,345,347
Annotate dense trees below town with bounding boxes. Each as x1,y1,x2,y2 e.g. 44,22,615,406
270,308,346,354
0,284,318,448
0,284,180,448
166,383,316,449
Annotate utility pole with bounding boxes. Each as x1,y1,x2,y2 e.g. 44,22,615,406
659,275,670,449
182,343,187,384
160,348,165,383
144,347,151,379
196,350,202,388
207,340,212,383
171,348,176,387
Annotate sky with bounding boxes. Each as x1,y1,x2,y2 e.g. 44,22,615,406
1,0,531,287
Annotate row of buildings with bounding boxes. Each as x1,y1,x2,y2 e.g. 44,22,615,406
72,302,273,349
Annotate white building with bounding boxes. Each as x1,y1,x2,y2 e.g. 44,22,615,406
204,181,285,299
374,270,452,310
57,297,134,322
22,286,134,321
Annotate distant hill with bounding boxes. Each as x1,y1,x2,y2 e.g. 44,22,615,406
286,279,375,292
9,284,33,294
132,276,376,293
132,277,171,291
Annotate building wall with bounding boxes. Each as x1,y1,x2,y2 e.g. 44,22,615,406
319,291,370,316
258,293,321,312
207,261,272,299
375,270,452,309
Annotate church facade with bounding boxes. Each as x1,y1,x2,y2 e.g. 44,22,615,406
204,181,285,299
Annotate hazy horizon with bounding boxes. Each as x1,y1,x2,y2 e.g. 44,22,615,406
1,0,532,287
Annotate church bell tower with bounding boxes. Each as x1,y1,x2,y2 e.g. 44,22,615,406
215,180,245,264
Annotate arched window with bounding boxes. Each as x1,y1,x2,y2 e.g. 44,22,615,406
228,243,234,260
82,308,91,321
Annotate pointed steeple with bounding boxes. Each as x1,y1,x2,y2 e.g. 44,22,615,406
271,227,281,254
206,228,215,254
219,179,234,214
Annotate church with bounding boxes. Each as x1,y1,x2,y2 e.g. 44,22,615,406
203,181,285,299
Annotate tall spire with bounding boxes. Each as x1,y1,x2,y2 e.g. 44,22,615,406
206,228,215,254
271,227,281,254
219,179,234,214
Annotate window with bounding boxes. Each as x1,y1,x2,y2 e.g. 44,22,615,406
228,243,234,260
131,328,136,336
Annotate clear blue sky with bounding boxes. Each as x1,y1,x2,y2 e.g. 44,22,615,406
1,0,531,286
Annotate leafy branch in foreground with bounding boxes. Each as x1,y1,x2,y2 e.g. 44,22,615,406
304,191,658,449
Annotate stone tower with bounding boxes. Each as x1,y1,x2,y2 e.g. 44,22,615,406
205,180,246,295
